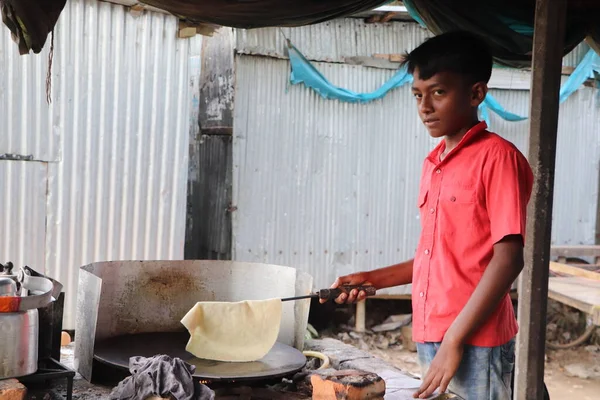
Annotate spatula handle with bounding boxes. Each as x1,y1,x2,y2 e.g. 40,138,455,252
318,285,376,301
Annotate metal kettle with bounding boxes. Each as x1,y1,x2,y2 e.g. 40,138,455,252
0,265,63,379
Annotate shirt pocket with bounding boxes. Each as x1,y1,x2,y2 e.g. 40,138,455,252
438,185,480,235
440,186,476,204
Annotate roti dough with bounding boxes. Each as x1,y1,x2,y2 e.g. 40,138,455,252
180,298,283,362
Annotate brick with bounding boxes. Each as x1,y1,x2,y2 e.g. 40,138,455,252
0,379,27,400
310,369,385,400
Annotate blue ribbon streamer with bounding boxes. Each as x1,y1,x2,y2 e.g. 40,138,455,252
289,44,413,103
287,42,600,125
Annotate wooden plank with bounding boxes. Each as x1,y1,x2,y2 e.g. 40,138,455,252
563,263,600,269
184,135,233,260
548,277,600,325
550,261,600,281
514,0,567,399
550,245,600,258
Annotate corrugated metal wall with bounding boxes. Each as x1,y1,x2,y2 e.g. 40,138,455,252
0,28,59,162
0,0,201,328
0,162,48,270
232,20,600,294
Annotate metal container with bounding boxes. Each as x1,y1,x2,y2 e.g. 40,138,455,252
0,266,63,379
0,309,39,379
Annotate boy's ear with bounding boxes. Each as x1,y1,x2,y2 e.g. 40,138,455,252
470,82,488,107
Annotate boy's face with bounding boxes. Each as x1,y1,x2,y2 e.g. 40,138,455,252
411,69,487,138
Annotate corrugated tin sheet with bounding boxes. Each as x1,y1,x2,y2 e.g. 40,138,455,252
232,51,600,293
563,42,591,68
553,87,600,244
487,87,600,245
0,161,48,270
236,20,432,62
236,19,591,69
0,0,201,328
0,27,59,161
233,55,436,295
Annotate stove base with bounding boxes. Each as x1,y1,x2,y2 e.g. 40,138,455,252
19,358,76,400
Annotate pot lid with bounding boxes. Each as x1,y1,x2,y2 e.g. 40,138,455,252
0,266,63,313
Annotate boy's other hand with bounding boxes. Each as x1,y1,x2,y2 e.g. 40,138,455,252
413,339,463,398
320,272,374,304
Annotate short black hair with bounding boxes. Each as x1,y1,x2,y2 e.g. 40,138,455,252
402,30,493,84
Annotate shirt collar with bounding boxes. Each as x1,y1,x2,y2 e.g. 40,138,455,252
426,121,488,164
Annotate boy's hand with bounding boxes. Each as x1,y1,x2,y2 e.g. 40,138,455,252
413,339,463,399
320,272,374,304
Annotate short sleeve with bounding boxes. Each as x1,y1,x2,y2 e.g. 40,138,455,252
482,149,534,245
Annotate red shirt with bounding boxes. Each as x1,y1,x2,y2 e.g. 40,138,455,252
412,121,533,347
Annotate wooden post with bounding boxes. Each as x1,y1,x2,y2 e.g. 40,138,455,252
355,300,366,333
185,28,235,260
515,0,567,399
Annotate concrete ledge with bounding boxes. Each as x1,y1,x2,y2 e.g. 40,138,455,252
305,338,458,399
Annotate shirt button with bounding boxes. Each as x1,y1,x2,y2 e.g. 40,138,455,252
436,169,441,174
424,249,430,255
429,208,435,214
419,292,424,297
450,196,456,202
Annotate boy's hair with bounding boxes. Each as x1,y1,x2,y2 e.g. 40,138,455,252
402,30,493,85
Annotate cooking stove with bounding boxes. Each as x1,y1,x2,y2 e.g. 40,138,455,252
74,260,316,398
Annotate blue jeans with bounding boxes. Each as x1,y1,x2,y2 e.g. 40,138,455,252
417,338,515,400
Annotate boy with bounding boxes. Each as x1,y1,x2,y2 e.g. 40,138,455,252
323,31,534,399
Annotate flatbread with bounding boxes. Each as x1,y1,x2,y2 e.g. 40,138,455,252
180,298,283,362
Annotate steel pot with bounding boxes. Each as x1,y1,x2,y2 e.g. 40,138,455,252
0,309,38,378
0,266,62,379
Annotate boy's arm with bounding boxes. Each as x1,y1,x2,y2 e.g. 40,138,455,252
321,259,414,304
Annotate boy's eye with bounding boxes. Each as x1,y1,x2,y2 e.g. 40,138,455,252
434,89,445,95
413,93,422,99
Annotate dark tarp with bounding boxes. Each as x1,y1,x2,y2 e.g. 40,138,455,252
0,0,66,55
0,0,387,55
141,0,388,28
3,0,600,61
404,0,600,67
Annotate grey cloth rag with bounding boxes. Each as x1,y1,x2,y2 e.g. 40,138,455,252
110,355,215,400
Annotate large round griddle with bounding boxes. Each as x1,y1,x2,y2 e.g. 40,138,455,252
94,332,306,382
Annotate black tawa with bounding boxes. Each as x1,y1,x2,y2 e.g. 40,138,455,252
94,332,307,383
